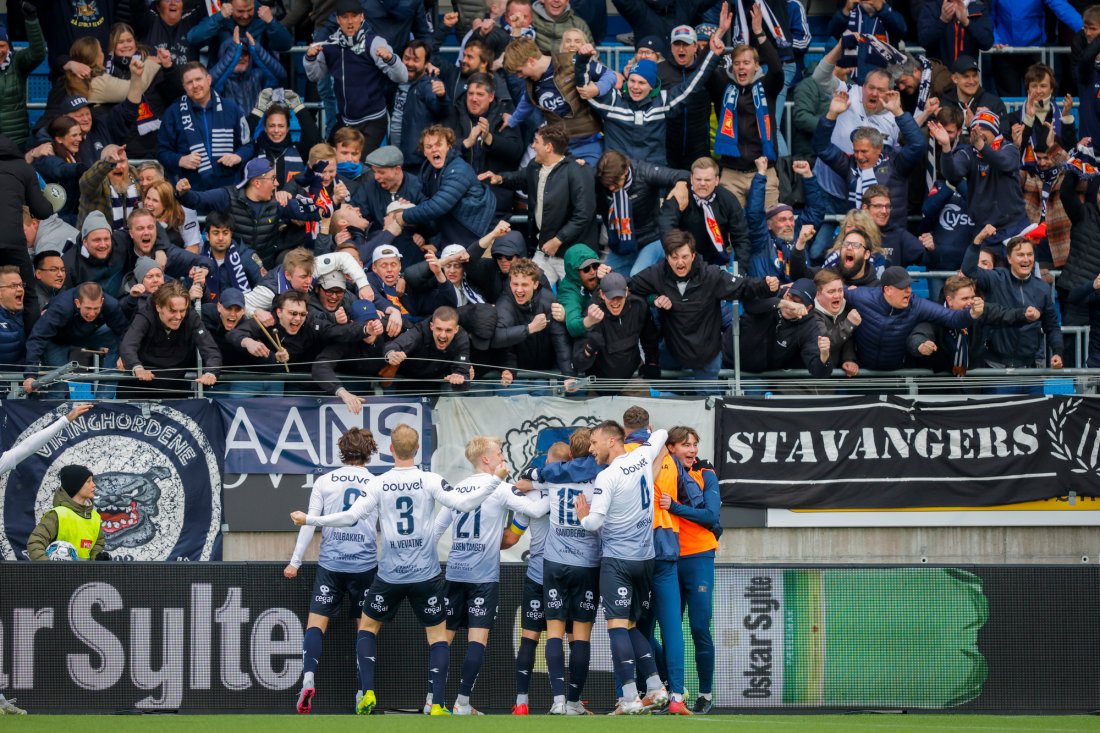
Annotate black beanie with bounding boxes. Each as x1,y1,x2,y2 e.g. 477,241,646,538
59,465,92,498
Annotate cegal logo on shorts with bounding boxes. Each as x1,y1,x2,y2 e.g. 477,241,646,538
424,595,442,614
470,596,488,616
580,588,596,611
547,587,563,609
614,586,630,607
370,593,387,613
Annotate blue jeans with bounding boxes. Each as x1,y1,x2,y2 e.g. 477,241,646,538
637,558,685,695
568,136,604,167
317,76,339,138
678,553,715,695
42,327,119,399
604,240,663,276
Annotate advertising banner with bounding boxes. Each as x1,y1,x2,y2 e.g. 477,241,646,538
716,396,1100,509
0,400,224,561
216,397,432,475
0,564,1096,713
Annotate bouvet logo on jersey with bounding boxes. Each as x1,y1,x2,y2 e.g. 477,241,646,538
938,202,973,231
0,402,223,561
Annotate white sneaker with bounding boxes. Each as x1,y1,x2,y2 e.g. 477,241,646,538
565,700,594,715
548,700,567,715
423,693,433,715
610,697,645,715
0,696,27,715
452,703,484,715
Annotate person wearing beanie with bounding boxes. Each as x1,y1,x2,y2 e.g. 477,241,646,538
583,22,727,166
119,256,166,319
938,108,1033,243
26,462,105,561
61,210,129,297
733,276,834,376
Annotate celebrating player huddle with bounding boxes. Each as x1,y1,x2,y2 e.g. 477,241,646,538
288,411,720,716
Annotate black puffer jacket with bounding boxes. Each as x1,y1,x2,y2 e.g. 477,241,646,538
0,135,52,248
492,286,573,375
1059,170,1100,292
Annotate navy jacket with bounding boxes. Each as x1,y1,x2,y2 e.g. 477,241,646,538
391,75,449,170
24,289,130,377
404,149,496,238
1068,281,1100,367
844,286,972,371
0,306,25,369
941,140,1030,239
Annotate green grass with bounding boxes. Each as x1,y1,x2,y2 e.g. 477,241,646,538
5,715,1100,733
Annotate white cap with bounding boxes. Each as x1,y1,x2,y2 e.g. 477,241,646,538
371,244,403,264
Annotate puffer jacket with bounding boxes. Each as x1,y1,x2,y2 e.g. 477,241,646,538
1058,170,1100,292
492,286,574,375
844,286,972,371
26,488,105,561
403,149,495,238
0,17,45,146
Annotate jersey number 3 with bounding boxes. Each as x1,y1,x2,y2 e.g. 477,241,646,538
395,495,415,535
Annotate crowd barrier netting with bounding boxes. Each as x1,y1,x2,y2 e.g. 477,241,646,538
1,563,1097,713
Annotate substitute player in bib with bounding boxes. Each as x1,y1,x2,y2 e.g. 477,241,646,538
291,423,507,716
285,427,381,714
430,436,550,715
576,421,669,715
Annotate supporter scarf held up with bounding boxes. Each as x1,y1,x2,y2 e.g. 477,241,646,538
607,169,636,255
732,0,789,48
715,80,775,161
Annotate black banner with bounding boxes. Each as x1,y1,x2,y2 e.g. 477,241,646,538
716,396,1100,509
0,564,1097,713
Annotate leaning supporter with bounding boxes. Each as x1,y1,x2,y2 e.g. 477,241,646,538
119,280,221,397
962,234,1063,372
629,229,778,390
596,150,690,275
734,277,832,376
23,282,130,399
200,287,249,368
492,257,575,393
845,266,978,372
366,243,457,333
158,61,252,192
245,247,382,324
24,204,78,258
349,145,427,265
381,305,472,394
177,157,320,270
141,177,201,251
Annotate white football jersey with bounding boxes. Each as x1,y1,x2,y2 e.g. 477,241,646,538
587,429,667,561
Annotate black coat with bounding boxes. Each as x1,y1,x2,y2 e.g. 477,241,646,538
492,286,573,375
383,318,471,379
598,160,688,255
572,294,659,380
0,136,52,249
499,156,599,257
658,184,752,268
629,256,773,368
119,297,222,374
907,301,1029,372
735,296,830,376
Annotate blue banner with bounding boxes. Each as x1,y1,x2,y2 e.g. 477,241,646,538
0,400,224,561
217,397,432,475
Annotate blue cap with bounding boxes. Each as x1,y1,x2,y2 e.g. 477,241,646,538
219,288,246,308
349,299,379,322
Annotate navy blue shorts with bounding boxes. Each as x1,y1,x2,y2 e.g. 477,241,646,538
445,580,499,630
544,559,600,624
310,566,377,618
363,574,447,626
520,576,546,632
599,557,653,622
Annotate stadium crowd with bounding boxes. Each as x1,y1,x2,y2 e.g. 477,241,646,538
0,0,1097,401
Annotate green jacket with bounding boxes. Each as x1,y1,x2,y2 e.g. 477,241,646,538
531,0,592,54
558,243,600,338
77,159,141,230
27,488,105,561
0,18,46,147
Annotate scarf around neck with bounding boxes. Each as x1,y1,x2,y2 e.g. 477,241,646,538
607,168,635,255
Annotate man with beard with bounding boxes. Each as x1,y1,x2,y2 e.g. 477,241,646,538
746,158,823,282
119,280,221,398
453,73,524,216
76,144,143,232
350,146,427,265
790,226,881,288
812,269,860,377
381,305,472,393
845,266,977,371
390,40,449,171
571,272,661,390
118,208,210,294
200,287,249,369
309,270,358,325
62,212,128,297
441,38,513,115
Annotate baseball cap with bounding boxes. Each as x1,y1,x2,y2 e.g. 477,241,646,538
881,266,913,289
317,271,347,290
349,298,379,322
62,95,90,114
951,55,979,74
599,272,628,299
440,243,467,260
371,244,402,264
786,278,816,305
334,0,363,14
694,23,718,43
578,255,600,270
238,157,273,188
385,200,415,215
670,25,697,45
219,288,246,308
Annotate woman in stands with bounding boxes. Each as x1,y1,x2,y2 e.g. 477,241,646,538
96,23,173,158
143,179,199,251
249,100,322,185
26,115,86,225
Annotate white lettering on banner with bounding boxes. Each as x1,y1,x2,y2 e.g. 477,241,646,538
726,425,1040,465
7,582,304,710
224,402,426,470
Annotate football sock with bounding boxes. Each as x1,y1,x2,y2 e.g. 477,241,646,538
608,627,638,700
567,640,590,703
546,637,566,698
629,627,660,688
355,630,377,693
429,641,450,706
458,641,486,698
302,626,323,684
515,637,538,696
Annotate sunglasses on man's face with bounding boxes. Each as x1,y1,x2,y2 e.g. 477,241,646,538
580,264,599,273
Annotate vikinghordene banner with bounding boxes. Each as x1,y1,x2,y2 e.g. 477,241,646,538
0,400,224,561
716,396,1100,509
0,564,1096,713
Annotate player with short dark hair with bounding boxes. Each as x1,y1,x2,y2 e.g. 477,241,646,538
285,428,381,714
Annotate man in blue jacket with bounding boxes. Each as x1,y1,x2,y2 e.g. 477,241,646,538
22,282,130,398
0,265,27,369
844,265,975,371
187,0,293,56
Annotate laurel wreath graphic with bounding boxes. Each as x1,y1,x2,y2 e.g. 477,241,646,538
1047,398,1100,476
